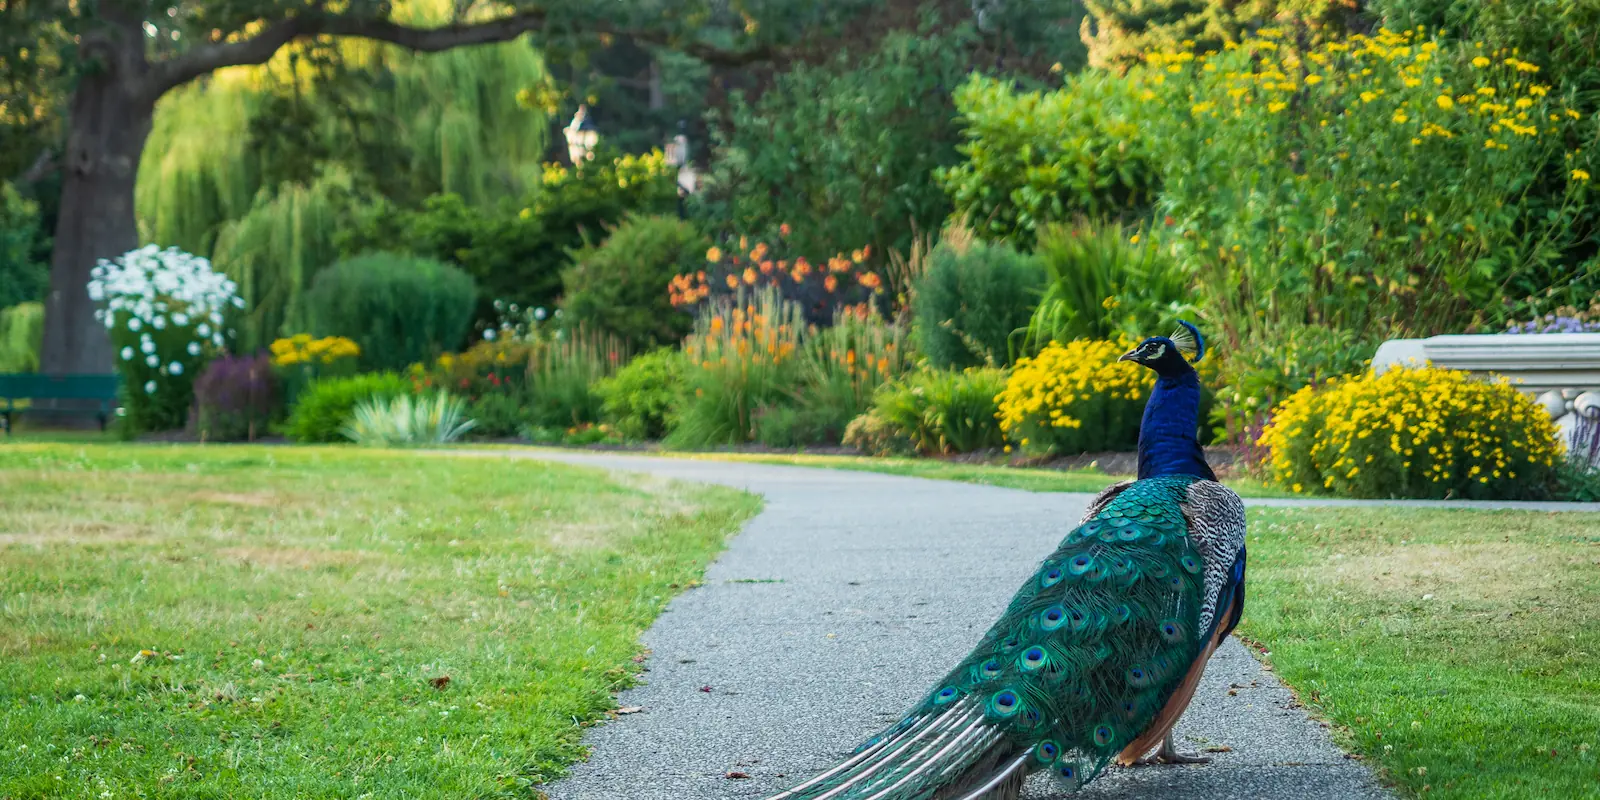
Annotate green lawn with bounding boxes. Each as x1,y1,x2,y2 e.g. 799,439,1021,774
1242,506,1600,799
0,444,758,799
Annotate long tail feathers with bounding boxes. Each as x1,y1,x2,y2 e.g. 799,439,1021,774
762,699,1026,800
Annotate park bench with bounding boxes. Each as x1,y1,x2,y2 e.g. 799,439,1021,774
0,374,122,434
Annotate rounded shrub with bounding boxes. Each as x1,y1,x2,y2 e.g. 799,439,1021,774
595,348,685,441
562,215,706,351
1258,366,1563,500
304,253,476,371
870,367,1008,454
912,234,1044,369
285,372,411,443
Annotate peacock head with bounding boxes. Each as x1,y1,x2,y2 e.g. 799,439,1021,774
1118,321,1205,377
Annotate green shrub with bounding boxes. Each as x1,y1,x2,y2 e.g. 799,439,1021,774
286,372,410,443
0,302,43,373
595,348,685,441
937,73,1156,245
701,31,973,261
1019,220,1196,355
343,391,476,447
870,368,1008,454
1258,366,1562,500
562,215,705,350
0,182,48,310
304,253,477,372
842,409,915,457
912,232,1045,369
466,392,531,439
340,150,678,326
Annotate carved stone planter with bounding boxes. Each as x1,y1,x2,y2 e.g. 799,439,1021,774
1373,333,1600,457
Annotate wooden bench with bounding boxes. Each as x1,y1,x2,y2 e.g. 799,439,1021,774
0,374,122,434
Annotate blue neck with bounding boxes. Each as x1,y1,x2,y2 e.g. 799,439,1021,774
1137,371,1215,481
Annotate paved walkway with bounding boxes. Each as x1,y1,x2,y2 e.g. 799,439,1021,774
483,451,1597,799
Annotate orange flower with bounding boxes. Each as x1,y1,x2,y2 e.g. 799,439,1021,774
743,268,758,285
794,257,812,275
846,350,857,365
858,271,883,289
760,260,775,274
710,317,725,334
706,247,722,262
824,275,838,292
780,223,792,237
726,274,739,289
696,270,706,281
791,270,805,284
739,235,749,250
750,242,769,262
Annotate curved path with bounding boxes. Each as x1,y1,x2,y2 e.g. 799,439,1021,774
486,451,1597,799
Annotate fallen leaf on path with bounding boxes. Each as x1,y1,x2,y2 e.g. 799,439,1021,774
615,706,643,715
725,772,751,780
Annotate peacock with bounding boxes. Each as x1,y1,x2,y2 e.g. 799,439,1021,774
762,322,1247,800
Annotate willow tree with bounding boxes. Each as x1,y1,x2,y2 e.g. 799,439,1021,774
2,0,825,376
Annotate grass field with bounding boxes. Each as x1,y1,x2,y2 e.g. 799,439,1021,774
1242,505,1600,799
0,444,758,798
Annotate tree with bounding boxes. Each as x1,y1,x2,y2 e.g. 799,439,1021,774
0,0,834,376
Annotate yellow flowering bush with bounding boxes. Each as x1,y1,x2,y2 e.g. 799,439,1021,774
997,338,1218,455
997,338,1151,455
1140,26,1598,343
269,334,360,367
1258,366,1563,500
270,334,361,406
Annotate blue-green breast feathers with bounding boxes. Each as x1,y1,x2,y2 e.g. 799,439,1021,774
909,474,1209,788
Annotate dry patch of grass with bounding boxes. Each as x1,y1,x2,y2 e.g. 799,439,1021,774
1242,506,1600,799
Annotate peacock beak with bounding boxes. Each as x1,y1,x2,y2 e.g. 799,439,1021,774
1118,349,1140,363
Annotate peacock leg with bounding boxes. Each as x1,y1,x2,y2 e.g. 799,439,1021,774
1152,732,1210,765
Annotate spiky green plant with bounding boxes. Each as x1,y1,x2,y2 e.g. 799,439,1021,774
342,391,477,447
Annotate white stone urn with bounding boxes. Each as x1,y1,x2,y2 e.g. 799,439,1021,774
1373,333,1600,460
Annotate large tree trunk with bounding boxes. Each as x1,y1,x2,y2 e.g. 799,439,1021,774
38,68,153,376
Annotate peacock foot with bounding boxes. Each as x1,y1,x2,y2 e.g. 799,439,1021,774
1128,733,1212,767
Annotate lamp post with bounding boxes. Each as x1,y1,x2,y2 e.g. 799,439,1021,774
563,105,598,165
664,119,697,219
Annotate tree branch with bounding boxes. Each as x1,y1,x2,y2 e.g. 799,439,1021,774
14,149,57,186
140,11,771,104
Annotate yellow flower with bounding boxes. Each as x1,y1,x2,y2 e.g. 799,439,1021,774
1360,91,1377,103
1435,95,1454,110
1472,56,1491,68
1305,75,1323,85
1477,86,1496,96
706,246,723,262
1268,101,1288,113
1575,169,1592,182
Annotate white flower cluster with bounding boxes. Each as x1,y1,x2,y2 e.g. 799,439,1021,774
88,245,245,394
